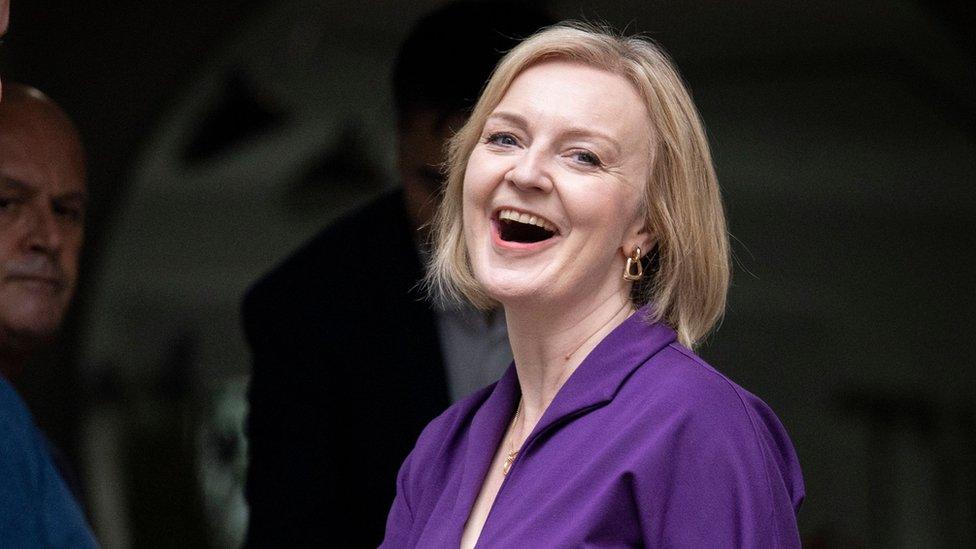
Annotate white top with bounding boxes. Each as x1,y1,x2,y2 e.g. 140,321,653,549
434,304,512,402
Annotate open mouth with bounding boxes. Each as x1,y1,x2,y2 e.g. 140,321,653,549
495,209,558,243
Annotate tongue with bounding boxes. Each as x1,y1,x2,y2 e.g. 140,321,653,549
499,219,554,243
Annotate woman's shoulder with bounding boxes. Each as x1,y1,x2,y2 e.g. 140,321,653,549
622,341,805,511
401,381,497,469
632,341,786,429
387,380,499,532
594,339,804,546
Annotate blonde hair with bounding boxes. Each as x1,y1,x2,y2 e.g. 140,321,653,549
426,22,729,348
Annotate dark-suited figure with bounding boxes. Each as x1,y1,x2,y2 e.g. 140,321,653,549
242,3,552,546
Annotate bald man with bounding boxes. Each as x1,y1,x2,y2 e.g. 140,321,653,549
0,83,97,547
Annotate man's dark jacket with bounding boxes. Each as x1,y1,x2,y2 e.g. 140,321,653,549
242,189,450,547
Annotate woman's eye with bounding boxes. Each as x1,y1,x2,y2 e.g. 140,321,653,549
486,132,518,147
572,150,602,167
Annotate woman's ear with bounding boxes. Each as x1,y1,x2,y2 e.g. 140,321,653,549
622,221,655,259
635,229,655,259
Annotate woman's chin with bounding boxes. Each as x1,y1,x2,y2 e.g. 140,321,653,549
478,278,548,308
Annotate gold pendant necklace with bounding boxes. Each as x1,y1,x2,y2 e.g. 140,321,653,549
502,449,518,475
502,398,523,475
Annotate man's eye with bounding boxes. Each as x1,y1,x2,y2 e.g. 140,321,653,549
54,205,83,222
486,132,518,147
0,197,16,211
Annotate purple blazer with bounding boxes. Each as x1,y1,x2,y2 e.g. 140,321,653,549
381,308,804,547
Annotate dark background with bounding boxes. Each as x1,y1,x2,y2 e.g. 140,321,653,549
3,0,974,547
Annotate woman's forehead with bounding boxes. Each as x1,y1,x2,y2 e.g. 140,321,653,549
491,60,654,152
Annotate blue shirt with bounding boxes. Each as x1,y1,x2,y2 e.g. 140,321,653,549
382,307,804,547
0,376,98,547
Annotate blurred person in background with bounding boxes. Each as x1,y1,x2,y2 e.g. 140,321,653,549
241,1,553,546
0,82,97,547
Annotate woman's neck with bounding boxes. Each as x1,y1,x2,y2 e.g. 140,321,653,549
503,290,635,430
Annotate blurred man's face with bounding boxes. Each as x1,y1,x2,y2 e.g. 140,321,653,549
0,92,86,348
397,108,466,233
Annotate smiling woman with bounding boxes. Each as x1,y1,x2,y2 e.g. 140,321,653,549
381,23,804,548
461,60,653,313
431,27,730,349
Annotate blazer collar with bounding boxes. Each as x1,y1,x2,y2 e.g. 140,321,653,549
452,306,677,531
527,305,677,438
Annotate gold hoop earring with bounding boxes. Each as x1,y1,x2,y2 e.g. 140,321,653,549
623,246,643,282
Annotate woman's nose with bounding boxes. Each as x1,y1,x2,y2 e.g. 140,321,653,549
504,147,553,193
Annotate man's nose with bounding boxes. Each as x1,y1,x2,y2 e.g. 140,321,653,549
24,204,63,254
504,147,554,193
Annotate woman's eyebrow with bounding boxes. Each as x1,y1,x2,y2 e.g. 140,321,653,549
560,127,621,155
485,111,528,127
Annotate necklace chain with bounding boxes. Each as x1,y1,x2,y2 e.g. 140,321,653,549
502,398,523,475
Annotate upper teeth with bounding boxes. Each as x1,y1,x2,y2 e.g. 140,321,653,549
498,209,556,232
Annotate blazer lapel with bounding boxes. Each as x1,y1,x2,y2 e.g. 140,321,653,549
523,307,677,452
451,365,519,535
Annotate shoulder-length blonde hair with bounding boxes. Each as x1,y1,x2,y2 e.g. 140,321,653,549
426,22,729,349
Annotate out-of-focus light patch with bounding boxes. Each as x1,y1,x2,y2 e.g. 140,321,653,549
197,375,250,549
